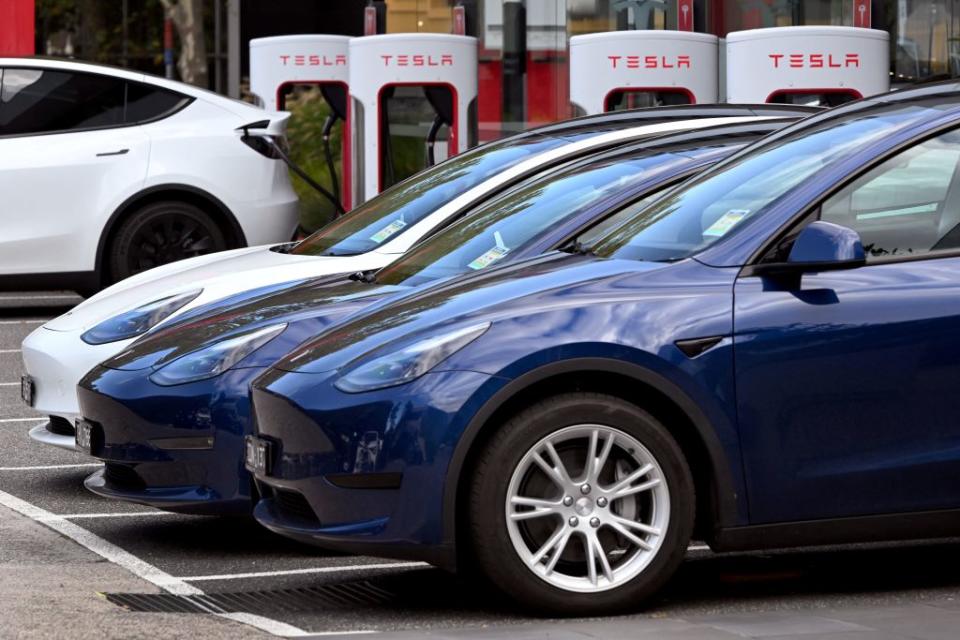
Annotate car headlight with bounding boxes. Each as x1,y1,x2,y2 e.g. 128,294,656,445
149,323,287,386
335,322,490,393
81,290,202,345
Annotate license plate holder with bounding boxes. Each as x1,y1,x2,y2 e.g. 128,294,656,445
20,375,34,407
75,419,94,454
244,436,272,476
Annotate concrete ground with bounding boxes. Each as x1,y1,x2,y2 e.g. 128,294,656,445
1,292,959,639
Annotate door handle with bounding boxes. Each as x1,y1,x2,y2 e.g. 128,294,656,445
96,149,129,157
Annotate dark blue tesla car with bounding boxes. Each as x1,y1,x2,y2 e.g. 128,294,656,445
246,82,960,615
74,119,791,515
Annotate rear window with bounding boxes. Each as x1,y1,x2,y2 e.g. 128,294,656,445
0,67,189,136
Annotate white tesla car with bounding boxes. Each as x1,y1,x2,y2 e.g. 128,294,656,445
21,113,773,450
0,57,299,293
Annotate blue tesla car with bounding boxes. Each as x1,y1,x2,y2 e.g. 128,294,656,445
74,119,792,515
246,82,960,615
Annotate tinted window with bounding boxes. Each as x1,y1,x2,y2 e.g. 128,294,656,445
592,104,944,263
0,68,125,135
820,129,960,260
290,134,570,257
125,82,190,123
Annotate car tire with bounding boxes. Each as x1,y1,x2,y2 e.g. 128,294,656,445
469,392,695,616
108,200,228,283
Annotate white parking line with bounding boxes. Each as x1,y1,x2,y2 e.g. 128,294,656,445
0,488,311,637
0,319,46,325
0,417,44,423
0,463,100,471
0,349,20,354
0,487,200,595
179,562,431,582
48,512,176,520
0,382,20,387
0,295,78,301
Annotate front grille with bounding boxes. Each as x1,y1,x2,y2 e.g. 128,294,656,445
275,488,320,524
47,416,75,436
104,463,146,491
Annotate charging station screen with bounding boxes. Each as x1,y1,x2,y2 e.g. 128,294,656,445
605,89,693,111
379,85,454,190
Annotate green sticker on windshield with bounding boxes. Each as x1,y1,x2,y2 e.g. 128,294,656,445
703,210,748,238
468,245,510,270
369,219,407,244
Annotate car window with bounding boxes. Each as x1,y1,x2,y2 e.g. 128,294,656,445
289,134,571,257
374,150,689,287
125,82,191,123
0,68,126,135
820,128,960,260
590,104,943,263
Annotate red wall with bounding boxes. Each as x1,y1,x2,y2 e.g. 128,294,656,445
0,0,35,56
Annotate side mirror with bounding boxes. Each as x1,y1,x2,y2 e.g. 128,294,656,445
753,221,866,277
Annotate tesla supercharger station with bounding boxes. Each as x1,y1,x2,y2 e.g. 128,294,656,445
726,26,889,106
249,35,352,210
569,31,719,115
349,33,478,205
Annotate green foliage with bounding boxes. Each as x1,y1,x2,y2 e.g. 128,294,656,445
284,87,344,232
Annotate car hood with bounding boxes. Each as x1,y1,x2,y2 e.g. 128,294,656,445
43,246,371,333
105,276,407,371
274,252,670,374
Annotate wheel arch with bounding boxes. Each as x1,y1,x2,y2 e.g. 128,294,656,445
444,357,739,568
96,184,247,284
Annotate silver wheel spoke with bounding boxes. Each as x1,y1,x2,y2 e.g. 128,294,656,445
606,463,654,494
544,440,574,486
588,532,614,584
530,524,569,566
592,432,615,481
544,530,571,576
613,477,662,499
611,514,662,537
584,534,598,586
610,520,653,551
509,496,561,521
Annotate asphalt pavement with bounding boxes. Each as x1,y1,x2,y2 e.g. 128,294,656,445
1,291,960,639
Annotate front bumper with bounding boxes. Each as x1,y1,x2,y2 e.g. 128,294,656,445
21,325,131,422
249,366,504,567
28,419,78,452
77,365,262,516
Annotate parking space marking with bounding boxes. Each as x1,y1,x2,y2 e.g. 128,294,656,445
0,349,20,354
0,463,101,471
0,295,78,301
178,562,430,583
48,512,176,520
0,487,312,637
0,382,20,386
214,613,315,638
0,319,46,325
0,487,201,595
0,418,45,424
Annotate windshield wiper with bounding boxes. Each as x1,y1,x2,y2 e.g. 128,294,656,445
348,270,378,284
561,240,596,256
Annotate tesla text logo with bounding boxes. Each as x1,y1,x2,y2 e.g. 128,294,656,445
608,55,692,69
278,54,347,67
381,54,454,67
768,53,861,69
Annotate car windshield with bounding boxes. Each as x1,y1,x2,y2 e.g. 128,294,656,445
374,149,691,287
591,104,945,262
290,134,569,257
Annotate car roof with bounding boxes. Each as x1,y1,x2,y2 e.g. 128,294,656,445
523,103,820,141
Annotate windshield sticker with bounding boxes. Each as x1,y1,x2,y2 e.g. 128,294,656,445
468,231,510,270
369,218,408,244
703,209,749,238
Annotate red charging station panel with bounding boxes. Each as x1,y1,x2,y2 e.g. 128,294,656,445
0,0,35,56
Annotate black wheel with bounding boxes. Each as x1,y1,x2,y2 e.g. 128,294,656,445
108,201,228,283
469,392,695,616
